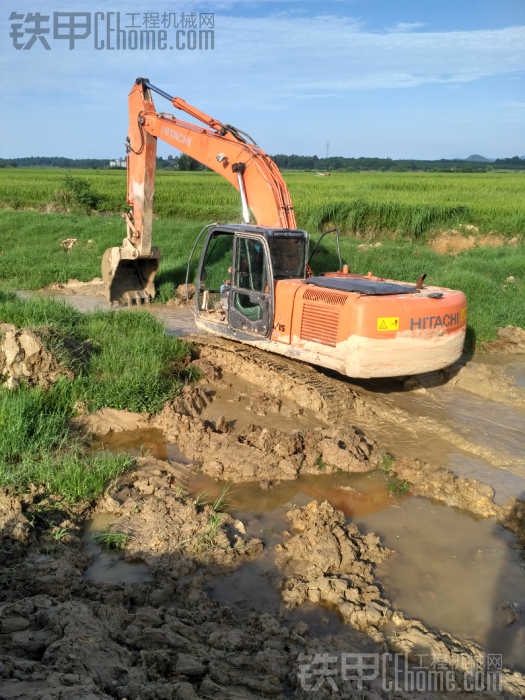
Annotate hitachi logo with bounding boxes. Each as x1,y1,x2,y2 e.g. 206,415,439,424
161,125,191,146
410,313,460,330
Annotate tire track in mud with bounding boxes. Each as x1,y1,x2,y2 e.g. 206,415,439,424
189,335,525,473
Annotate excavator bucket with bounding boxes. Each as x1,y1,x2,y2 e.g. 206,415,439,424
102,242,161,306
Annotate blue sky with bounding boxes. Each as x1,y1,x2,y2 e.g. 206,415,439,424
1,0,523,159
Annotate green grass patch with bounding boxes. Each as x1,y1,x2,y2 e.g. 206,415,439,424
386,479,412,495
0,291,193,500
92,526,130,550
0,450,133,503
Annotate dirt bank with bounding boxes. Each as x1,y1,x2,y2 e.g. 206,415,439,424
404,358,525,409
77,386,379,487
428,229,521,256
43,277,106,296
482,326,525,354
0,324,91,389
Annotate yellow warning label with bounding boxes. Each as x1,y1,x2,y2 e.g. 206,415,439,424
377,317,399,331
461,308,467,321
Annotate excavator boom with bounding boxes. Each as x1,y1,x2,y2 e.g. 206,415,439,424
102,78,296,306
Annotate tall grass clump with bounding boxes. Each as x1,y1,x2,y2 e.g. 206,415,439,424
0,381,73,464
306,200,472,238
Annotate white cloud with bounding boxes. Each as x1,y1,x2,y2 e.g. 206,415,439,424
388,21,425,33
0,3,523,156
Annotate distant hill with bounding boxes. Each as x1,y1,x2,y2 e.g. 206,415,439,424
465,154,493,162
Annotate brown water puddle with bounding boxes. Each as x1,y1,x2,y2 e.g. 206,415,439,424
188,473,525,672
357,498,525,672
93,427,195,465
82,513,152,585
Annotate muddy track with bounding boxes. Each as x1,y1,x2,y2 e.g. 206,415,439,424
189,334,525,473
188,334,357,422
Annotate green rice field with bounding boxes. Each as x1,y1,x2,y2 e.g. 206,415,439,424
1,168,524,238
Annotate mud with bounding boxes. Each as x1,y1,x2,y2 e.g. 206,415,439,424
0,324,90,389
428,229,520,255
2,479,524,699
4,290,525,697
43,277,106,296
482,326,525,354
80,396,378,487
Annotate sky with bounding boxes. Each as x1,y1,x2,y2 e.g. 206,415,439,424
0,0,524,160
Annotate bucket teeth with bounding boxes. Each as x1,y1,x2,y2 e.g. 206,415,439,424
102,246,161,306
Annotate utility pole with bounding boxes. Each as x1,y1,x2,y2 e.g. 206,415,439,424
326,140,330,159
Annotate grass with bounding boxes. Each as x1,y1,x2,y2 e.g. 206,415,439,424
0,291,193,500
0,449,133,502
381,454,395,474
1,168,524,236
0,167,523,350
192,482,236,512
92,526,129,550
385,479,412,495
0,210,523,349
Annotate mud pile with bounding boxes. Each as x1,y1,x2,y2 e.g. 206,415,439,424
157,411,378,485
165,283,196,307
0,325,87,389
43,277,106,296
483,325,525,354
99,455,264,576
389,458,499,517
275,501,393,642
80,392,379,486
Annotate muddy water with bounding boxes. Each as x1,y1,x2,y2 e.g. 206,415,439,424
357,499,525,671
187,473,525,672
82,513,152,585
393,387,525,462
473,354,525,389
93,427,196,465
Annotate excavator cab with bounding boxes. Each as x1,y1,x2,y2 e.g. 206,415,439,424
192,225,308,340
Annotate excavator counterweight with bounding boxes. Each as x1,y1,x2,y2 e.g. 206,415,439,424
102,78,467,378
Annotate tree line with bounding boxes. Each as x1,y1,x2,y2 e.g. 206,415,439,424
1,154,523,171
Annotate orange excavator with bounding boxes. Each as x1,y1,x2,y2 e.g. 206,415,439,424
102,78,467,378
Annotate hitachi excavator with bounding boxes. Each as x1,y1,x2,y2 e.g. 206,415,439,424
102,78,467,378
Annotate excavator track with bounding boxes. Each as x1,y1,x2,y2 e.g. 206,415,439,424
187,333,357,423
187,333,525,473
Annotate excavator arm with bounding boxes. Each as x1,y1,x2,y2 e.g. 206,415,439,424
102,78,296,305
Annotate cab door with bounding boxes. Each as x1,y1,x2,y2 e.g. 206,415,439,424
228,234,273,337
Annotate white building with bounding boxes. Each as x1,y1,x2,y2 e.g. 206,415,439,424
109,158,127,168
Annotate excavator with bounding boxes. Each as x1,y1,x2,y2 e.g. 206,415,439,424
102,78,467,378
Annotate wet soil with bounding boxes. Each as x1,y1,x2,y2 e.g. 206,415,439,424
4,289,525,697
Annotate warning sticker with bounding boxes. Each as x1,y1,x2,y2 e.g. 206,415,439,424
461,308,467,321
377,317,399,331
